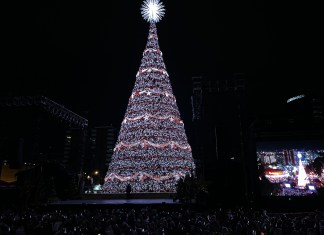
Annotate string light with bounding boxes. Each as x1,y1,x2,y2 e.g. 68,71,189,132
102,3,195,193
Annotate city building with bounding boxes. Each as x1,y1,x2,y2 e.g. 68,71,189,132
86,125,117,183
191,75,249,202
63,125,117,191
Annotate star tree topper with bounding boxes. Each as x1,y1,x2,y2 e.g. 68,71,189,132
141,0,165,23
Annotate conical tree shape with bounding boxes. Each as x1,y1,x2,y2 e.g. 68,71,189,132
103,23,195,193
297,154,308,187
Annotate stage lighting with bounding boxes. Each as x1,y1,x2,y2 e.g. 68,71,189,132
284,183,291,188
308,185,316,190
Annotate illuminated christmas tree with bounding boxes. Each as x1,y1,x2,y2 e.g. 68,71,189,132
102,0,195,193
297,152,309,187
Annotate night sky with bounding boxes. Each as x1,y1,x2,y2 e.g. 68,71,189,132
2,0,320,129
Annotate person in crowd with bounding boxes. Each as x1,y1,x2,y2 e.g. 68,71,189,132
126,183,132,199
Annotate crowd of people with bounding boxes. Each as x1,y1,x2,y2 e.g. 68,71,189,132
0,204,323,235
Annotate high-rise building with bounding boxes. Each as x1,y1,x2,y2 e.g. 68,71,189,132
63,125,117,184
87,126,117,182
191,76,247,175
63,128,87,174
190,75,249,203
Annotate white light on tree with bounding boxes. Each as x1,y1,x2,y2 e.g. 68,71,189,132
141,0,165,23
297,152,309,187
102,0,195,193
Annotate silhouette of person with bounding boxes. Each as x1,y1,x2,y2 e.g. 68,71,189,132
126,184,132,199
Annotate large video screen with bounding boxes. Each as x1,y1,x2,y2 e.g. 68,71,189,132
256,138,324,196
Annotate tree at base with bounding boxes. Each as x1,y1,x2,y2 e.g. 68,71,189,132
102,0,195,193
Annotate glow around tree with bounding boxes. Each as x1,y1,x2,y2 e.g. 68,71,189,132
102,0,195,193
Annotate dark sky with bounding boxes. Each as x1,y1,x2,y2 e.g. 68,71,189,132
2,0,320,128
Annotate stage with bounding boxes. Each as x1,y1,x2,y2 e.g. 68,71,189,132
51,198,178,205
46,192,183,206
